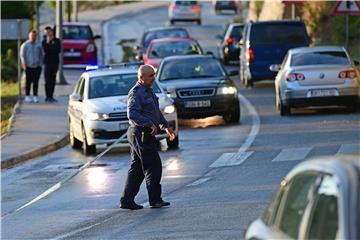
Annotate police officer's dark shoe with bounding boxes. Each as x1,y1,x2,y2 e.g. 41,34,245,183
119,202,144,210
150,200,170,208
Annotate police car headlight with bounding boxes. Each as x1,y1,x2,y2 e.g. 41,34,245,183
86,43,95,53
217,86,237,95
86,112,109,121
163,105,175,114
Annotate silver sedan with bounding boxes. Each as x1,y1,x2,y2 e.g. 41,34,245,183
271,46,360,115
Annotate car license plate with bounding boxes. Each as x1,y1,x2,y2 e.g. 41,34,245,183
119,122,129,130
64,51,81,57
184,100,211,108
307,89,339,97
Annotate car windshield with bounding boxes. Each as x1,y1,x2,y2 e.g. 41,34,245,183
175,1,198,5
291,51,350,66
159,58,225,81
251,23,307,45
63,26,92,40
89,74,161,99
143,29,189,50
149,41,202,58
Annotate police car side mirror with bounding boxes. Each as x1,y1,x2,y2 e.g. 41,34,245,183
70,93,81,102
94,35,101,39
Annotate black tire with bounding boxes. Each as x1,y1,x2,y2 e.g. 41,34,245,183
82,125,96,155
167,136,179,149
280,100,291,116
245,76,253,88
170,20,175,25
197,19,201,25
223,104,240,124
69,121,82,149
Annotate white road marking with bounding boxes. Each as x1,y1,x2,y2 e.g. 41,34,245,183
187,177,212,186
337,143,360,155
209,151,253,168
272,147,312,162
209,93,260,168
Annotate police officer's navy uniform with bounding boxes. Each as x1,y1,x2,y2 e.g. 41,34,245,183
120,82,169,208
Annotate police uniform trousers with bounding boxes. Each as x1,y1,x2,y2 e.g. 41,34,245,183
121,126,162,205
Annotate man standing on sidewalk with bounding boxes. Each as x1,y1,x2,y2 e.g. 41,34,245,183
20,30,43,103
42,26,61,102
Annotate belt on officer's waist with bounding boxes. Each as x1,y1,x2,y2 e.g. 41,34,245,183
130,124,152,133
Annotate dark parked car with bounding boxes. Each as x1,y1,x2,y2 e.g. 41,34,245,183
217,23,244,65
244,156,360,240
212,0,239,14
135,27,189,61
239,20,309,87
156,55,240,123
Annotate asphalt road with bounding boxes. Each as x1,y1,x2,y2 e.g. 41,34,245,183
2,3,359,240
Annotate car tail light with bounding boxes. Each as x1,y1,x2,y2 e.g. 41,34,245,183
192,5,201,11
170,5,177,10
226,37,235,44
246,48,254,62
286,73,305,82
338,69,357,79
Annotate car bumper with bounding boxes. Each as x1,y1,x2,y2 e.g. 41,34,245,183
169,12,201,21
63,50,97,65
85,119,178,146
283,86,359,107
174,94,239,119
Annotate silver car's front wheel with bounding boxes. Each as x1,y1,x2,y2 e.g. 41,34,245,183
82,124,96,155
69,120,82,149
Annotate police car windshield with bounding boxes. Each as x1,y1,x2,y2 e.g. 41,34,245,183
149,40,202,58
158,58,225,81
89,74,161,99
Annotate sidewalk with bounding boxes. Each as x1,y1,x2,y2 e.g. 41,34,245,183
1,1,167,170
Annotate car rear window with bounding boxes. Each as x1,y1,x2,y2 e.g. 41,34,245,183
175,1,198,5
159,58,225,81
149,40,202,58
89,74,161,99
230,26,244,40
63,26,92,40
250,23,308,45
291,51,350,66
143,30,189,50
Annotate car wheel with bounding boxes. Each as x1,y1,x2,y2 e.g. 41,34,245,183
82,124,96,155
167,136,179,149
69,120,82,149
245,75,253,88
197,20,201,25
223,104,240,124
170,20,175,25
280,99,291,116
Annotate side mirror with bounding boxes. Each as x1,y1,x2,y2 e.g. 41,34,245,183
269,64,281,72
69,93,81,101
94,35,101,39
228,69,239,76
354,59,360,66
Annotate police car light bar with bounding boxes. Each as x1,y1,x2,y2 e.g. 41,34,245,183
85,61,144,71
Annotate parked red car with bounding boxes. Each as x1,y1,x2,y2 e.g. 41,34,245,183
144,37,203,69
62,22,100,65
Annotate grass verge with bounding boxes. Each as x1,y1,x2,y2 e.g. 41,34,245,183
1,82,19,136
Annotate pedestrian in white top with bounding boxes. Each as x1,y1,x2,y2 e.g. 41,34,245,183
20,30,43,103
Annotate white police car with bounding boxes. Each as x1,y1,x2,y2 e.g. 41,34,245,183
67,63,179,155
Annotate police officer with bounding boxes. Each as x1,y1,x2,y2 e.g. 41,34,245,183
120,64,176,210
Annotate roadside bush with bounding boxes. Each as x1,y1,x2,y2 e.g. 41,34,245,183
302,1,360,59
1,49,18,82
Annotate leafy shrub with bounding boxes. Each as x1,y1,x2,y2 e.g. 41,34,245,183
1,49,18,82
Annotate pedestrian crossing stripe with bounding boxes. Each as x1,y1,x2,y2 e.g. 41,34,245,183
210,151,253,168
272,147,312,162
336,143,360,155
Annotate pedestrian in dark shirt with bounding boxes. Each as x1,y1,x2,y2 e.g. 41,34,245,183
20,30,43,103
42,26,61,102
120,64,176,210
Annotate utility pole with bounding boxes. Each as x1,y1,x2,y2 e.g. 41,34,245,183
56,0,67,85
